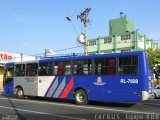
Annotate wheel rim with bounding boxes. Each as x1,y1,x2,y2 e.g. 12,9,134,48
76,93,84,102
18,90,23,96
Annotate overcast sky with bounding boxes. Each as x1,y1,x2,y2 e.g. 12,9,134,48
0,0,160,55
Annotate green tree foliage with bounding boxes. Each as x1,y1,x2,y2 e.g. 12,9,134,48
146,48,160,71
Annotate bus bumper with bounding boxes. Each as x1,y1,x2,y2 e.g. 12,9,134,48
142,91,154,100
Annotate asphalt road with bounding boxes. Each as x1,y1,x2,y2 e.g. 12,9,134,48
0,94,160,120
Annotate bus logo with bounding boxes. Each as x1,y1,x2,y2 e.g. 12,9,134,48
97,77,102,83
93,77,106,86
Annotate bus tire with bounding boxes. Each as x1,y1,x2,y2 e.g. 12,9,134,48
74,89,88,105
16,88,24,99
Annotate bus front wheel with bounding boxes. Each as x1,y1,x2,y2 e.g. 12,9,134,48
16,88,24,99
74,89,88,105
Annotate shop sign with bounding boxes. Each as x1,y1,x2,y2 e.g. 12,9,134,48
0,53,12,60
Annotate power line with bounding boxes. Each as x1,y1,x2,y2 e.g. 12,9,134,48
54,45,82,52
11,45,83,60
10,39,159,60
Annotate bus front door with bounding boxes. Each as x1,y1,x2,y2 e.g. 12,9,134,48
4,63,14,95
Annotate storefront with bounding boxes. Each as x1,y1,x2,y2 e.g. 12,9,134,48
0,51,36,91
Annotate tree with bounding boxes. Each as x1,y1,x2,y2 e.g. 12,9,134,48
146,48,160,71
146,48,160,85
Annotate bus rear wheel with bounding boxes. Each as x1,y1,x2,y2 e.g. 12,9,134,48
74,89,88,105
16,88,24,99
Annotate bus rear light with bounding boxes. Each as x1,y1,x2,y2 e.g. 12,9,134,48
137,92,141,96
133,92,141,96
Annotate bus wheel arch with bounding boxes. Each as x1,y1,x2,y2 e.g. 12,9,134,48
15,86,24,99
73,88,88,105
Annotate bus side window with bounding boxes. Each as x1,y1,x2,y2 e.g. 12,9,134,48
15,64,25,77
106,58,116,75
53,61,71,76
54,62,63,76
64,61,71,75
38,62,53,76
26,63,38,77
118,56,138,75
73,60,92,76
58,62,63,76
94,59,103,75
53,63,58,75
72,61,81,75
94,58,116,75
82,60,92,75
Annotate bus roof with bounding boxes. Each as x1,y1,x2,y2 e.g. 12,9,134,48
5,51,146,64
39,51,146,62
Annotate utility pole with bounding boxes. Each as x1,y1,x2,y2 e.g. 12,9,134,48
77,8,91,55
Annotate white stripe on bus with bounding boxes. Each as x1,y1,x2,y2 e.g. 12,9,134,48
46,77,58,97
53,77,66,98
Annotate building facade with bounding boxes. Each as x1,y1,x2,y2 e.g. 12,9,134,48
87,16,158,54
0,51,36,91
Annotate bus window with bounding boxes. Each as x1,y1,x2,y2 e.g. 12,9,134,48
94,57,116,75
26,63,38,76
73,60,92,75
15,64,25,77
82,60,92,75
53,63,58,75
54,61,71,76
106,58,116,75
54,62,63,76
73,60,82,75
118,56,138,75
64,61,71,75
38,62,53,76
94,59,104,75
72,60,92,75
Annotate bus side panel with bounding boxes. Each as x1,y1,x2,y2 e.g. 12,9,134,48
14,77,38,96
42,76,74,99
71,76,142,102
38,76,56,97
4,80,14,95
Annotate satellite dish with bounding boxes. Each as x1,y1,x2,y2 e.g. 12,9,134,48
77,34,85,44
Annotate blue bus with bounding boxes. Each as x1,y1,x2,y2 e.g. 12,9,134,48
3,51,154,104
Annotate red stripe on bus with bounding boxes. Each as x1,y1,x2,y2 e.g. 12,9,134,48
60,77,74,99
